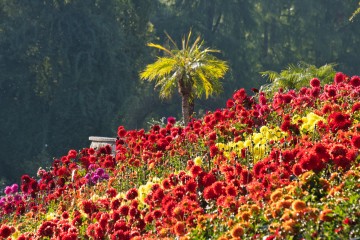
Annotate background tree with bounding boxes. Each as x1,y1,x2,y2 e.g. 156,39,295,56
140,32,228,125
0,0,154,183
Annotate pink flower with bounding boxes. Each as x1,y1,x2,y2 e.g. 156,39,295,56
334,72,346,84
167,116,176,124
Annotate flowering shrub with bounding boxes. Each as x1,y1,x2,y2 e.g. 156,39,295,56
1,72,360,239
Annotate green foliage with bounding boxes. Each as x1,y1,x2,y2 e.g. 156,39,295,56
260,62,337,96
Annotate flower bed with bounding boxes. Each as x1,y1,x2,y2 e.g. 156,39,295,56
1,72,360,239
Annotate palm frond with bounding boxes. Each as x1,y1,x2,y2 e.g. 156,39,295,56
185,30,192,49
198,62,227,79
140,57,177,81
190,36,202,53
260,70,279,82
164,31,178,50
147,43,174,56
350,3,360,21
203,48,221,54
195,70,214,99
157,74,177,99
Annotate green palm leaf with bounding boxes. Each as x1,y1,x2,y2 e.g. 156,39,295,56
147,43,174,56
140,57,177,81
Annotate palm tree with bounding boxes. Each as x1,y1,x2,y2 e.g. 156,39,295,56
140,31,228,125
260,62,337,97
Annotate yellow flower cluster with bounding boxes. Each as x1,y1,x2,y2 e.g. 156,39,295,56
216,126,287,163
138,177,161,206
293,112,326,134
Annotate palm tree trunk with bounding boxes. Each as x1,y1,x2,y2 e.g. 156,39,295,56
189,96,194,120
182,93,191,125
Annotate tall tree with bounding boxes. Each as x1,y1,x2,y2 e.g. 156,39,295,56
0,0,154,183
140,32,228,125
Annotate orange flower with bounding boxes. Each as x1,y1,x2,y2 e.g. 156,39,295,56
270,190,283,202
250,205,260,215
291,200,307,212
300,171,314,183
307,208,320,221
283,194,293,200
280,209,293,221
264,209,273,221
319,209,334,222
329,172,338,181
241,211,251,221
227,219,234,227
218,236,228,240
158,228,169,238
319,178,330,191
282,219,296,234
230,224,244,237
174,221,186,236
276,199,292,210
268,222,280,233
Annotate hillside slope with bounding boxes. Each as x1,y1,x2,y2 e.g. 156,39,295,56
1,72,360,239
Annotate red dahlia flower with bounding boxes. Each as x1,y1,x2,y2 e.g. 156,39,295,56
350,76,360,87
126,188,138,200
167,116,176,124
351,135,360,148
190,165,202,177
174,221,186,236
310,78,321,87
225,185,237,197
240,170,253,185
209,145,219,157
352,102,360,113
292,164,303,176
203,186,217,200
328,112,351,132
0,225,13,238
334,72,346,84
226,99,235,108
325,85,337,98
300,153,324,173
37,221,57,237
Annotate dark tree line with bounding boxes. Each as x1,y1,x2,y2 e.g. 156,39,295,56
0,0,359,186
